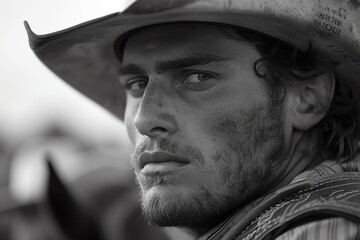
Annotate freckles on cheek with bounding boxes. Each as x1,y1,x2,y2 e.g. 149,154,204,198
195,113,225,146
208,111,243,144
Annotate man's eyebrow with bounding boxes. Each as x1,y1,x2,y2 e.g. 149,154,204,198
155,54,232,73
118,54,232,76
118,64,147,76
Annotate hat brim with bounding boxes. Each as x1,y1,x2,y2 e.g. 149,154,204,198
25,6,360,120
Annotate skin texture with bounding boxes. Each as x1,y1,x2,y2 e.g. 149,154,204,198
119,23,334,237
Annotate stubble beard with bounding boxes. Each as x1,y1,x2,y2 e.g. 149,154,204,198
131,99,289,231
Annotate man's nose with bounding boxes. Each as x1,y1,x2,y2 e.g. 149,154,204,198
134,84,178,139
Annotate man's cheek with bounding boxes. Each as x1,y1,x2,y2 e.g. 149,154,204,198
207,113,242,152
124,100,141,142
125,112,142,146
126,121,137,145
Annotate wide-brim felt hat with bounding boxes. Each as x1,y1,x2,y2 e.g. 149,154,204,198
25,0,360,120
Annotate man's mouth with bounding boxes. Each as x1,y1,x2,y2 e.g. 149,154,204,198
139,151,191,176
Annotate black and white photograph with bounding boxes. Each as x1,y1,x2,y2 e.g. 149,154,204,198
1,0,360,239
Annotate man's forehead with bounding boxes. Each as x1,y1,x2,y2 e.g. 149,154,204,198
119,23,247,66
118,22,261,72
122,23,228,51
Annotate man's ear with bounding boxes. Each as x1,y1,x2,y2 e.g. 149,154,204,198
286,70,335,131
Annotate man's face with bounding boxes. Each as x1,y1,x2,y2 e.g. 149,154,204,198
120,24,289,229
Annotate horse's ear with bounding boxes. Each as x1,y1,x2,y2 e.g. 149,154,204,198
46,154,102,240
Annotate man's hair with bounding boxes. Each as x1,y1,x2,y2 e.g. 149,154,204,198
220,26,360,162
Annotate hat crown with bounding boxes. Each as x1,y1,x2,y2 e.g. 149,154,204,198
125,0,197,14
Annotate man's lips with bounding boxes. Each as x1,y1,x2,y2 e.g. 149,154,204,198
138,151,191,170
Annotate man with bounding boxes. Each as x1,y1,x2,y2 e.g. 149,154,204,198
26,0,360,239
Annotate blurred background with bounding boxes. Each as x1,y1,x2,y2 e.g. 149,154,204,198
0,0,193,239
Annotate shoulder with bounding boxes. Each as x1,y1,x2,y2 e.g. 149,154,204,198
238,172,360,240
275,217,360,240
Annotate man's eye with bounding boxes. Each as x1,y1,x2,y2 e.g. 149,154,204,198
182,72,214,84
125,79,148,90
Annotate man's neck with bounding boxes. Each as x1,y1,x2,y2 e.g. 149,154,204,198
269,130,326,192
190,131,327,239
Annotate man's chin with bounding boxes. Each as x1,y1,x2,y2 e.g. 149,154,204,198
141,186,198,227
140,184,230,229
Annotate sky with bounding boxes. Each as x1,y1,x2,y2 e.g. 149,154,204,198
0,0,134,145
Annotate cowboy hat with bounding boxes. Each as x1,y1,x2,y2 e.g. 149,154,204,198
25,0,360,120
